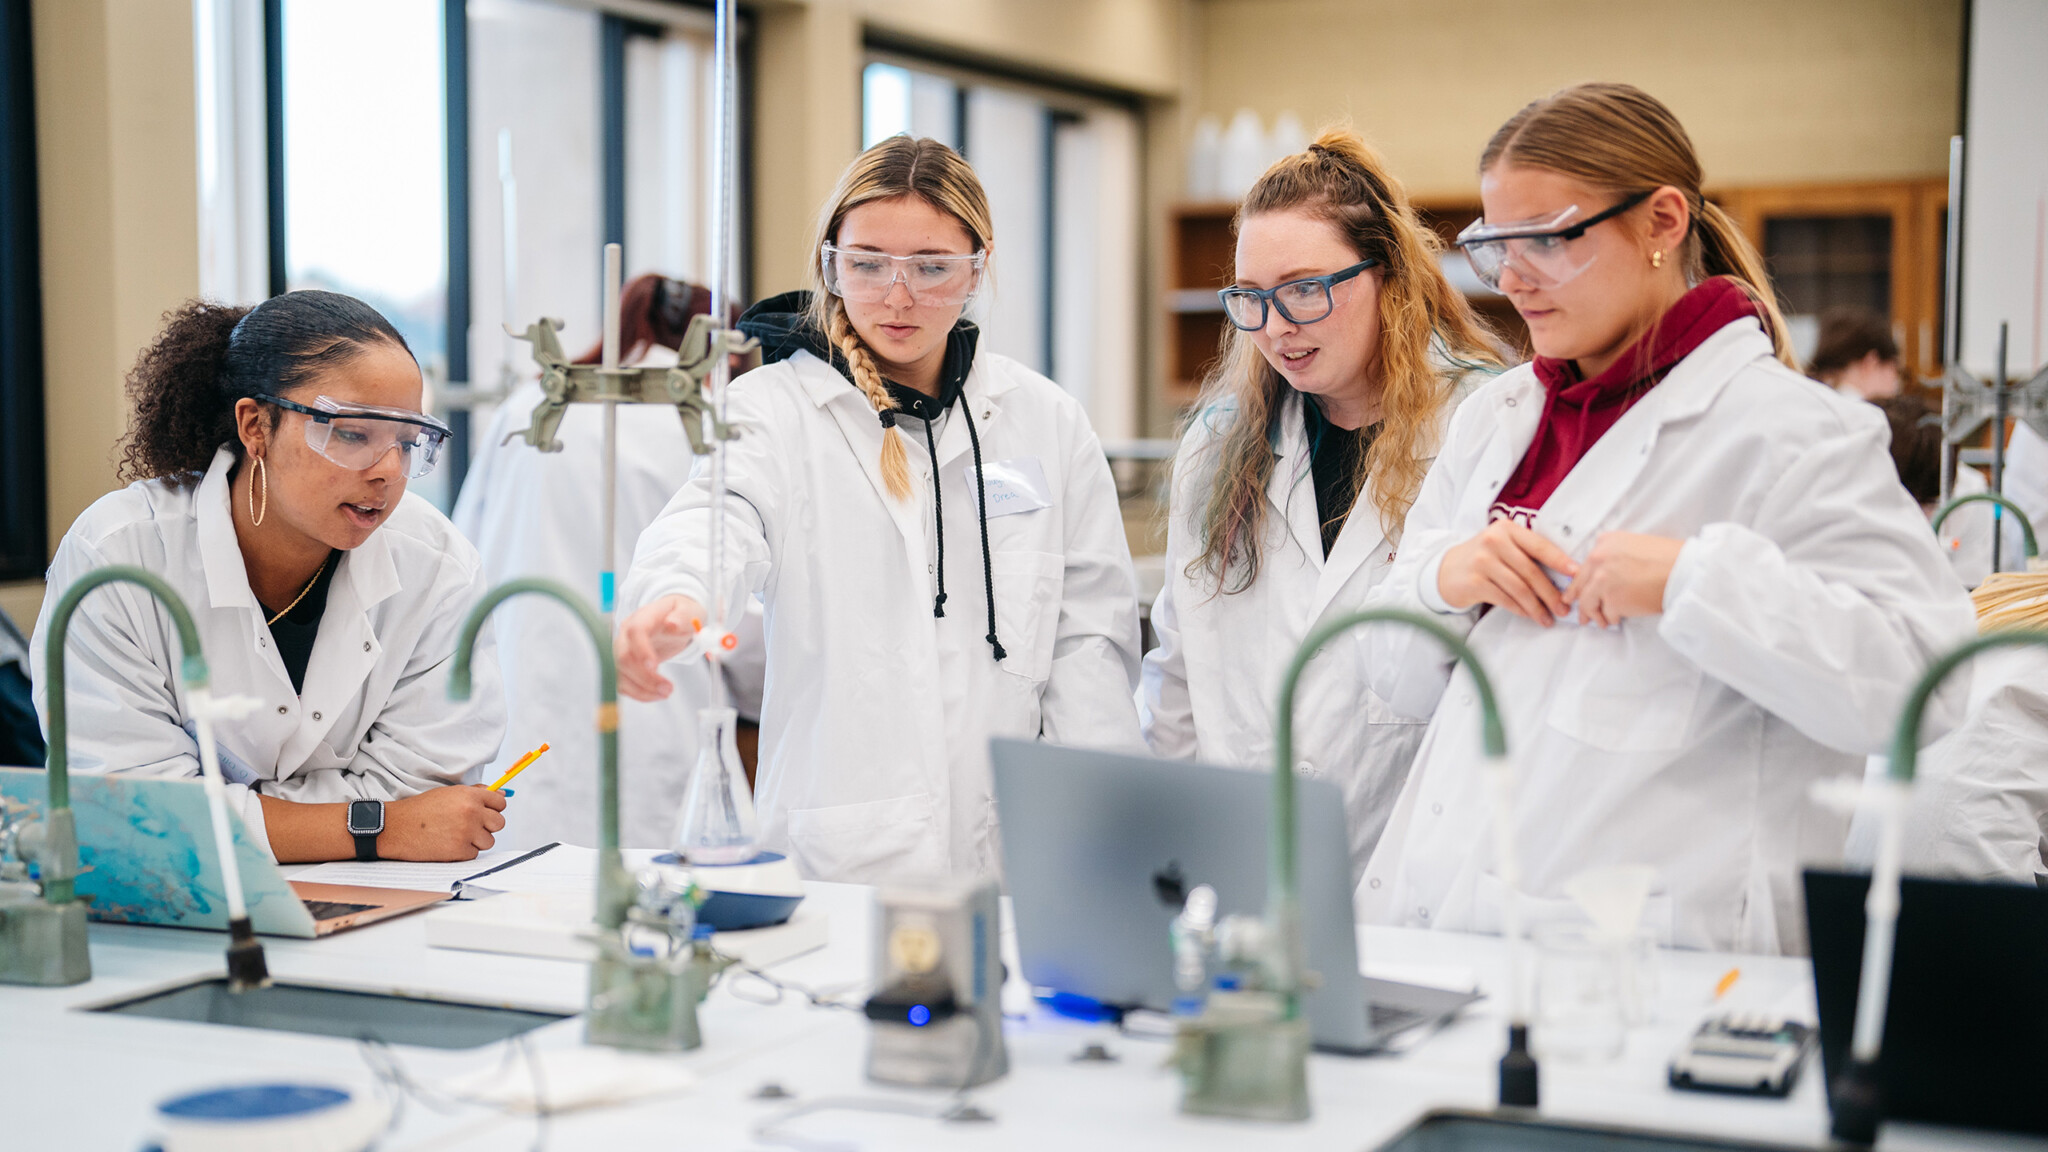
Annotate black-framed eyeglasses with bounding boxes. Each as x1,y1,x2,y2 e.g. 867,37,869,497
258,394,451,479
1217,258,1381,332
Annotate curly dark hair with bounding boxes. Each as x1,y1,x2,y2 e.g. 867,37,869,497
118,291,413,485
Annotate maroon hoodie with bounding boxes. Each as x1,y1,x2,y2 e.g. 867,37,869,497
1490,277,1762,527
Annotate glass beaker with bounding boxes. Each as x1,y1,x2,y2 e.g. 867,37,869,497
1531,921,1626,1063
672,706,758,865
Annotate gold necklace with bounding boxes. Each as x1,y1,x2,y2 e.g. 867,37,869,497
265,555,329,627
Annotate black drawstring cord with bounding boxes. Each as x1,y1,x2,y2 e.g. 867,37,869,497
921,412,948,618
962,399,1006,662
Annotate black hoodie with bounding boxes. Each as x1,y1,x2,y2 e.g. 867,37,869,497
737,291,1006,661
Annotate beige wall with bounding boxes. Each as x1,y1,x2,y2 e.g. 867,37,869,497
1192,0,1964,201
15,0,201,625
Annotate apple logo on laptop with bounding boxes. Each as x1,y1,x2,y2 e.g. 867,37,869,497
1152,860,1187,910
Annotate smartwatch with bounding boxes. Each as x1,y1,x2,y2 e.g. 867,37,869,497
347,799,384,862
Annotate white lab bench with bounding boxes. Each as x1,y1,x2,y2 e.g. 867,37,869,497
1,881,2041,1151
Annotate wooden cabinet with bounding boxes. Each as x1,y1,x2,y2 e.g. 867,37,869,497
1162,202,1238,406
1717,179,1950,378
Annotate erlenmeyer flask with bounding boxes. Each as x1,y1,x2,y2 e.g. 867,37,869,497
673,706,758,865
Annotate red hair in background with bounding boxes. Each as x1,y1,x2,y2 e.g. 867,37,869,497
575,274,714,365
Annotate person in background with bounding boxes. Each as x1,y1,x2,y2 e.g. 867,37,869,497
1881,394,1993,587
454,273,764,851
1357,83,1975,955
1141,127,1503,882
34,292,508,862
616,135,1144,885
1807,307,1903,401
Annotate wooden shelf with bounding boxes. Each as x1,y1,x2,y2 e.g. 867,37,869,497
1162,203,1239,408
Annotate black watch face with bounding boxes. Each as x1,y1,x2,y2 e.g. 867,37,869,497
348,800,383,835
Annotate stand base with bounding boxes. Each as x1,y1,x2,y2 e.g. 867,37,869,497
584,942,717,1052
1174,991,1311,1122
0,896,90,986
1828,1059,1883,1145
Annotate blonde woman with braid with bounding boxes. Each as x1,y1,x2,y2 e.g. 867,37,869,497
618,136,1143,885
1141,128,1503,882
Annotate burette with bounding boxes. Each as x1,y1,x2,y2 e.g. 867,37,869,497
699,0,741,707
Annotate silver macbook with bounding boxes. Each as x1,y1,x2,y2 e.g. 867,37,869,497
991,738,1478,1053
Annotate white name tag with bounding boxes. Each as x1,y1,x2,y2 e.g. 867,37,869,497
964,456,1052,518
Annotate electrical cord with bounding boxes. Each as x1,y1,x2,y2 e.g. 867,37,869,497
358,1033,554,1152
750,990,999,1150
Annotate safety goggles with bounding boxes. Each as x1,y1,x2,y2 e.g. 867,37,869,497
260,394,452,479
1217,258,1380,332
821,243,986,306
1454,190,1652,292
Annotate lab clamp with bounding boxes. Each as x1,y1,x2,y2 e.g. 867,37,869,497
1169,609,1534,1122
501,310,751,458
1828,626,2048,1145
864,878,1008,1091
1938,321,2048,572
451,578,730,1052
4,566,270,990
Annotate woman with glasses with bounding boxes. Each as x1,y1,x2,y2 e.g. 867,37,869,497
32,291,510,863
1357,84,1973,954
1141,128,1504,882
616,136,1142,884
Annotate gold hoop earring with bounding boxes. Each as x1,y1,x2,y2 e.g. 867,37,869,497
249,455,268,527
1651,250,1665,269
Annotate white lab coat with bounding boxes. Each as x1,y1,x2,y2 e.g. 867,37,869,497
623,346,1144,885
453,348,765,851
1141,384,1475,882
32,446,507,857
1844,647,2048,883
1356,318,1978,955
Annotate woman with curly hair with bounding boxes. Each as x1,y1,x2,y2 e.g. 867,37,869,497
32,290,509,862
1141,127,1503,881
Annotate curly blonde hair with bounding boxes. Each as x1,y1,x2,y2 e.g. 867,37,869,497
1191,127,1504,593
802,135,993,501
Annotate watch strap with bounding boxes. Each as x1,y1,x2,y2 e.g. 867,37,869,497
353,830,379,861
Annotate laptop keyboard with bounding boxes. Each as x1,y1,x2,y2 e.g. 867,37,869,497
302,899,378,920
1369,1003,1429,1033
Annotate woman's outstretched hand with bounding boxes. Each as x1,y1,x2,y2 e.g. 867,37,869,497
615,593,706,701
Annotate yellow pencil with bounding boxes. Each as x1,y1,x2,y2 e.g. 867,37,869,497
488,743,550,792
1713,967,1741,1000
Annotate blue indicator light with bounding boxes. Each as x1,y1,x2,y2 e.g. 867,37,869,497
908,1004,931,1027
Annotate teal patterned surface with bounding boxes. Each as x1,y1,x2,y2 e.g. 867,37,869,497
0,768,316,937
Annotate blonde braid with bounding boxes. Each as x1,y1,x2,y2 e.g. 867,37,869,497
828,297,913,501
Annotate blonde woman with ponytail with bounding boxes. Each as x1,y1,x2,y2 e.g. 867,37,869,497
618,136,1143,885
1141,128,1502,881
1356,83,1974,954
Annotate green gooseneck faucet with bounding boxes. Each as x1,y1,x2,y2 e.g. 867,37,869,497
449,578,628,932
17,565,268,989
450,577,720,1052
1930,492,2037,567
1829,627,2048,1145
1176,607,1531,1120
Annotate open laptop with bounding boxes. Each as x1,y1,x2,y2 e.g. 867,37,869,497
1804,868,2048,1136
992,739,1479,1053
0,767,448,937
